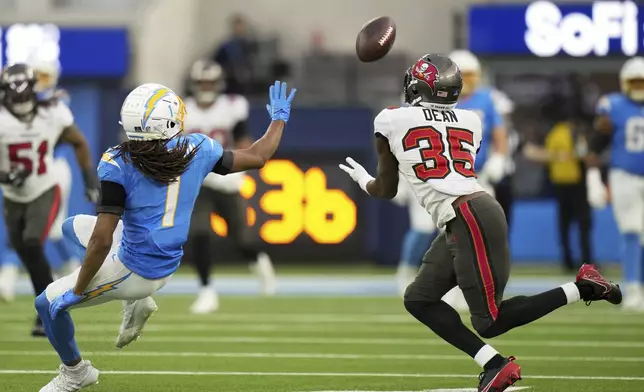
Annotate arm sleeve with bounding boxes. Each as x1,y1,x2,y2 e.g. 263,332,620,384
97,181,126,215
213,150,234,175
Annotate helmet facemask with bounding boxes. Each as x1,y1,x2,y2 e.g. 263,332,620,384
625,79,644,102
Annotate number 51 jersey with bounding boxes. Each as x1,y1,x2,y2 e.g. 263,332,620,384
0,102,73,203
375,106,485,228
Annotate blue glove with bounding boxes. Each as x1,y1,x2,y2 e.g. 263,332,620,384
49,289,84,319
266,80,297,122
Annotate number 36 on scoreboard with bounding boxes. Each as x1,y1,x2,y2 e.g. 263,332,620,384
210,159,358,245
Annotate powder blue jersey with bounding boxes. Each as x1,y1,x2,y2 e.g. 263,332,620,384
456,87,503,172
596,93,644,176
97,133,223,279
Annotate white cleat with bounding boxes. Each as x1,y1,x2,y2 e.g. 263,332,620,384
442,286,470,312
40,360,99,392
622,284,644,311
0,264,18,303
396,263,417,297
190,286,220,314
251,252,277,296
116,297,158,348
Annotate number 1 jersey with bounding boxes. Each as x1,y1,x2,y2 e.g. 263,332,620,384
375,106,485,228
98,133,224,279
0,102,73,203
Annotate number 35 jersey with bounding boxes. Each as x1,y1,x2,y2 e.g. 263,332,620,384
0,102,73,203
596,93,644,176
98,133,224,279
375,106,485,228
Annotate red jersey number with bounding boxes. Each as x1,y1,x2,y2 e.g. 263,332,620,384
8,140,48,175
402,126,476,181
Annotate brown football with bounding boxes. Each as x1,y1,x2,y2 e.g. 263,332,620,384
355,16,396,62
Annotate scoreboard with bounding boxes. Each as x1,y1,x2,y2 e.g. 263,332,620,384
203,153,367,262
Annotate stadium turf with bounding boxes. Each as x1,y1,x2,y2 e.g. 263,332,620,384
0,296,642,391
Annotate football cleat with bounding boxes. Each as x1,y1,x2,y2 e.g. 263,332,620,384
39,360,99,392
251,252,277,296
116,297,158,348
478,356,522,392
576,264,622,305
190,286,220,314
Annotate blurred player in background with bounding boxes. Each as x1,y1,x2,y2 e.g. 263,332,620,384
185,60,276,314
441,50,509,312
34,81,295,392
393,176,437,295
32,59,82,277
0,64,99,336
340,53,622,392
449,50,509,195
587,57,644,311
0,60,80,303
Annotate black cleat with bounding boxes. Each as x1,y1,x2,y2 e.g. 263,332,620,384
478,356,522,392
576,264,622,305
31,317,46,337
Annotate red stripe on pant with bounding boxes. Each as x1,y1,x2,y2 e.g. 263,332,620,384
41,185,62,243
459,202,499,320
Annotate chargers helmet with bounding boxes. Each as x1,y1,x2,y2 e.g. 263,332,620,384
120,83,187,141
0,63,38,120
30,57,61,102
448,50,481,96
403,54,463,110
620,57,644,102
190,60,225,107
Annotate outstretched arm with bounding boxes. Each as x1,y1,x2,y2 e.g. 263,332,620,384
212,81,296,174
339,134,399,200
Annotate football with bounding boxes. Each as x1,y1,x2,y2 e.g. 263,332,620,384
355,16,396,62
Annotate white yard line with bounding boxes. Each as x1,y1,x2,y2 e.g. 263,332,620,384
1,312,642,326
0,369,642,381
2,323,640,336
1,335,643,348
0,350,643,363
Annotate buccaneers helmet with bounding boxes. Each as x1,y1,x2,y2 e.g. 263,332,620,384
1,63,38,120
190,60,225,107
403,54,463,110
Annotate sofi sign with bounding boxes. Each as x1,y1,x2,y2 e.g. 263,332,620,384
468,1,643,57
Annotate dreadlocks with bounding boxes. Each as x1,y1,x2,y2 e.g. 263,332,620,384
113,136,201,185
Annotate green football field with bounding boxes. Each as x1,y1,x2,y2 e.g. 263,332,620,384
0,295,643,392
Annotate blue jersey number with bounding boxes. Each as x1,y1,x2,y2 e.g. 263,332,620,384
625,118,644,153
161,178,181,228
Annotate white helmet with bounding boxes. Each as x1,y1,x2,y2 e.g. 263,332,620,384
620,57,644,101
448,50,481,74
120,83,187,141
29,56,61,101
448,50,481,96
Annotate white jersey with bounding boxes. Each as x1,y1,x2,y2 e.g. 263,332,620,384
375,106,485,228
184,95,248,193
0,103,73,203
